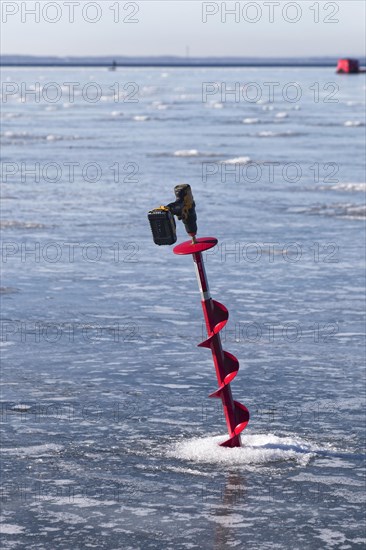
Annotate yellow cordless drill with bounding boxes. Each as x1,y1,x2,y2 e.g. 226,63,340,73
148,184,197,245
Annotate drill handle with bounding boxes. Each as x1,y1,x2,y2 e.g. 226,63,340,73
168,184,197,236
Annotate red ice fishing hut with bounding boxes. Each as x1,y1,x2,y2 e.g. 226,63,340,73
336,59,360,74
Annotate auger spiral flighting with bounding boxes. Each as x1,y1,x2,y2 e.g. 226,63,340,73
148,185,249,447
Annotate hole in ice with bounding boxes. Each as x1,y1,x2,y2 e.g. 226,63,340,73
168,433,321,467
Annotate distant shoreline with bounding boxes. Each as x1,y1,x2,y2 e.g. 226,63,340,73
0,62,345,68
2,55,365,69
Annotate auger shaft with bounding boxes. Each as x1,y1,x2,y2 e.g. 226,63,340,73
174,236,249,448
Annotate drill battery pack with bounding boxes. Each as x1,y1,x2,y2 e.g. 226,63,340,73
148,207,177,246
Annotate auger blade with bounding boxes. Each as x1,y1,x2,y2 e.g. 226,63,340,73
198,338,212,349
220,435,242,448
211,300,229,333
233,400,250,434
219,401,250,447
208,351,239,398
198,300,228,348
222,351,239,385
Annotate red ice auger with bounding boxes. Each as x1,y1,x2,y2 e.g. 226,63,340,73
148,185,249,447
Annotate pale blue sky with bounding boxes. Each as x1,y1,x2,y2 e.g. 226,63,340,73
1,1,365,57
